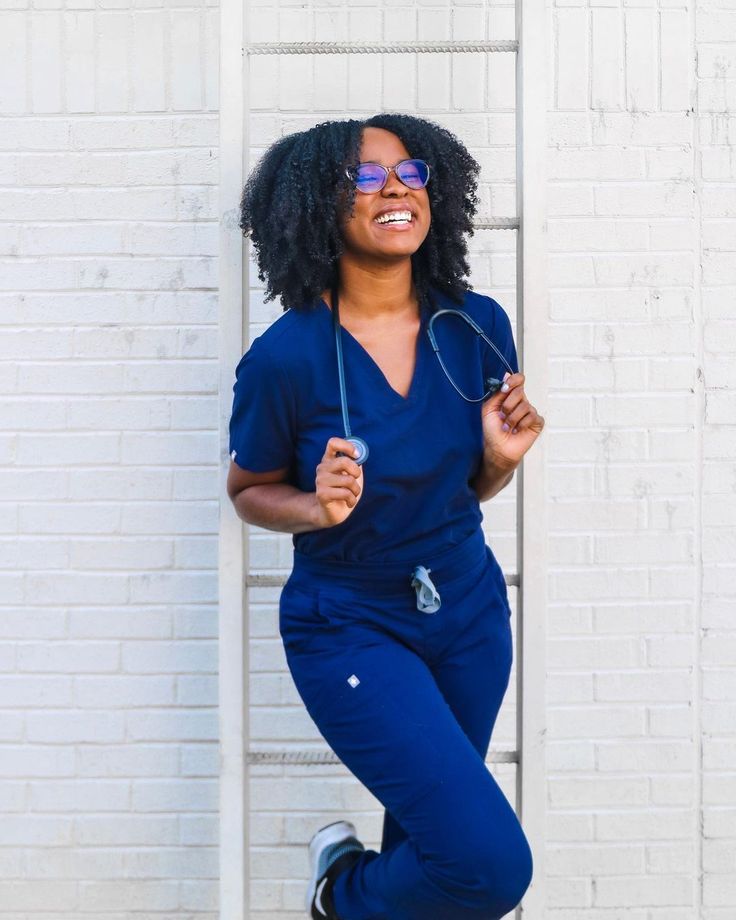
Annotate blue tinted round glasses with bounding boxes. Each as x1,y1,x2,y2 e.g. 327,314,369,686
345,159,431,194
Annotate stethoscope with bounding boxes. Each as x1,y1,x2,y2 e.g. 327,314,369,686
330,286,517,466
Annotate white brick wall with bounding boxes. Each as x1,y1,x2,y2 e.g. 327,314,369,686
0,0,219,915
546,1,735,918
3,0,735,917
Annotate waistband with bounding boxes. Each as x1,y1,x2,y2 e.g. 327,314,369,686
290,527,488,595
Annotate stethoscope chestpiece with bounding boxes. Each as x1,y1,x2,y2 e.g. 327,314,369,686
335,435,369,466
347,436,369,466
337,436,369,466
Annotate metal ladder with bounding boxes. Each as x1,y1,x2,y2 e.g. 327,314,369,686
219,5,548,917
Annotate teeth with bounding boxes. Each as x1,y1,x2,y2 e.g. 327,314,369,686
375,210,412,224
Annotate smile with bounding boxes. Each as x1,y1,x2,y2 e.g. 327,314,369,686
373,210,414,228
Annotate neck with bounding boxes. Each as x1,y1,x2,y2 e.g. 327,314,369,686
330,254,417,321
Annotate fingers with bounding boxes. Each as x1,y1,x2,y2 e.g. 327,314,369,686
319,468,362,498
498,387,525,415
500,371,524,392
504,407,533,433
312,436,365,528
486,371,523,406
321,453,363,479
502,404,545,434
499,394,529,429
494,373,545,434
320,438,362,477
320,485,361,508
323,436,361,462
315,436,364,517
497,373,527,424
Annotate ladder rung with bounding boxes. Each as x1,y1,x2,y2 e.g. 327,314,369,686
247,748,519,765
475,218,519,231
246,40,518,56
247,572,520,589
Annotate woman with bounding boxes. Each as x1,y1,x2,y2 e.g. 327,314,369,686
227,113,544,920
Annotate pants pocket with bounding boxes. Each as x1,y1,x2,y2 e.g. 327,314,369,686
279,580,342,653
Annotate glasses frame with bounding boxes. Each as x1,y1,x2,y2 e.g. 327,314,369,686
345,158,431,194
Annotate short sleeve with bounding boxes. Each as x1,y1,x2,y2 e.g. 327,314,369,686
228,337,296,472
483,297,519,383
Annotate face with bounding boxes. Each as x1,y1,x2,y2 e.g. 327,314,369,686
339,127,431,262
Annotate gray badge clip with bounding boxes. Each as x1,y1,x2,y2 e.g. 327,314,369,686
410,565,441,614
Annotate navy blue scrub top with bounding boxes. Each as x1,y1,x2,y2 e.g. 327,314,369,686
228,286,519,563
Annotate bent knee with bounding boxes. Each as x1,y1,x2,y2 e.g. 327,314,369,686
473,827,534,915
426,824,534,917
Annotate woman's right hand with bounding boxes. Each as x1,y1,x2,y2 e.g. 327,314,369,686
312,436,364,528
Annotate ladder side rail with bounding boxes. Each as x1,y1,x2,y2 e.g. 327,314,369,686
516,0,549,916
219,17,547,919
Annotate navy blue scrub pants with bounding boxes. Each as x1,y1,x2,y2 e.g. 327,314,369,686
279,527,534,920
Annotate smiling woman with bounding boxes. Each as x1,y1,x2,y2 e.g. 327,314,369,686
335,129,432,272
227,114,542,920
238,113,480,312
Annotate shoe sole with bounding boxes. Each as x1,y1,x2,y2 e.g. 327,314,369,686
305,820,358,916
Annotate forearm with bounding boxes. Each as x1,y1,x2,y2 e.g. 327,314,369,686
470,455,517,503
232,482,321,534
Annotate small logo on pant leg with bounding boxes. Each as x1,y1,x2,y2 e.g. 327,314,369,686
347,674,360,688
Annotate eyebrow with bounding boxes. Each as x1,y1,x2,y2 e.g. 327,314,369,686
358,159,411,167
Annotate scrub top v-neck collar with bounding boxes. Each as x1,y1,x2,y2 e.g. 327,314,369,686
317,296,429,408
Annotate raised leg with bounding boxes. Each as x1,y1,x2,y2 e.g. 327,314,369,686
284,612,531,920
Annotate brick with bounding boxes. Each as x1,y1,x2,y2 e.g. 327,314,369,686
591,9,623,110
592,112,692,146
546,841,645,874
131,778,217,812
0,13,27,114
30,12,63,114
78,880,178,911
126,709,217,742
550,706,646,738
596,873,692,906
557,10,588,110
65,11,95,113
0,880,77,911
594,181,694,216
171,11,203,111
121,639,217,674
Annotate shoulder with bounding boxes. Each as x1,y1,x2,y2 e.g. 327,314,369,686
461,288,514,338
236,302,326,375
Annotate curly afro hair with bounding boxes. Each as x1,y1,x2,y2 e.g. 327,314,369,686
239,113,481,312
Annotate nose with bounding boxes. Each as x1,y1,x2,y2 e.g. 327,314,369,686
381,167,408,196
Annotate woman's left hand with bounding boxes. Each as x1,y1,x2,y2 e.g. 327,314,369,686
480,372,545,471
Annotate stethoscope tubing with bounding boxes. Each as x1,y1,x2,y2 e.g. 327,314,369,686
332,287,370,465
330,287,518,465
426,307,516,403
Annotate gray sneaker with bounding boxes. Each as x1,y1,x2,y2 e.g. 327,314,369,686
306,820,365,919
